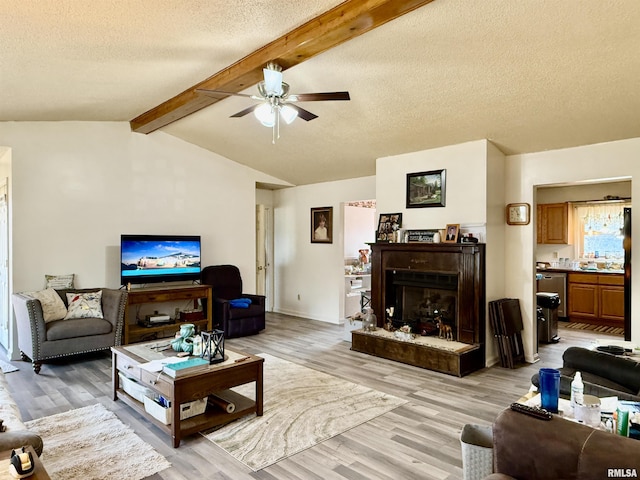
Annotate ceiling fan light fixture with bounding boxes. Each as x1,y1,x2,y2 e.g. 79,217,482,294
263,68,284,96
254,103,275,127
280,105,298,124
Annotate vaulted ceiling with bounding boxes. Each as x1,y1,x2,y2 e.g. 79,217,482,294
2,1,640,186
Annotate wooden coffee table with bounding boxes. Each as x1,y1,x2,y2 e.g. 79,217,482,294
0,445,50,480
112,341,263,447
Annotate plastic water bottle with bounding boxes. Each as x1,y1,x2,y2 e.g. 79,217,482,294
571,371,584,408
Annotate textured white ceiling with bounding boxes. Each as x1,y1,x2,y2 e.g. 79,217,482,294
2,1,640,185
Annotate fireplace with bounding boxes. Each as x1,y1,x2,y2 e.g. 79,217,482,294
351,242,486,376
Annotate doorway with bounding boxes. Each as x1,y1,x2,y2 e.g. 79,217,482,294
535,179,631,339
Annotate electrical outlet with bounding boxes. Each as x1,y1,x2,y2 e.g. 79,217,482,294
553,251,559,259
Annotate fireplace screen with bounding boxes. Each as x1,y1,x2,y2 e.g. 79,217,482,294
385,270,458,338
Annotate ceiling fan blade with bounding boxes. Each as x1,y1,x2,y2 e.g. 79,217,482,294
196,88,254,98
286,104,318,121
230,104,260,118
263,68,283,96
288,92,350,102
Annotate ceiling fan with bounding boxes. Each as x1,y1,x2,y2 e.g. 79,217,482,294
196,62,350,143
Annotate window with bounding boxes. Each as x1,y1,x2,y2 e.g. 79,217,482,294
574,202,630,260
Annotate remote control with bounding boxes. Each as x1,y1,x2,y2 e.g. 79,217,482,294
510,402,553,420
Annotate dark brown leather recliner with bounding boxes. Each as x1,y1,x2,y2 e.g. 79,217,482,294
200,265,265,338
486,407,640,479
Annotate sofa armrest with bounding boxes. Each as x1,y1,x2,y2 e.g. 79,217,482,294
241,294,265,306
563,346,640,392
100,289,127,346
12,293,46,361
492,408,591,479
0,431,43,457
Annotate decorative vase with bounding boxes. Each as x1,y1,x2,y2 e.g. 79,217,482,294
172,323,196,352
179,323,195,339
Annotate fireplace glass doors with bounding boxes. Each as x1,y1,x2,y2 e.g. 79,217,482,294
386,270,458,338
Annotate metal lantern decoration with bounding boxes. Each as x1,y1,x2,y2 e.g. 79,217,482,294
201,329,225,364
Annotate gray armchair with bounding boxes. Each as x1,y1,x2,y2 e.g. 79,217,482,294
12,288,127,373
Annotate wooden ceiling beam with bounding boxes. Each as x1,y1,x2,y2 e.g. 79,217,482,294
130,0,435,134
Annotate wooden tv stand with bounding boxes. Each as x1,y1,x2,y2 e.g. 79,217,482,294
123,284,213,345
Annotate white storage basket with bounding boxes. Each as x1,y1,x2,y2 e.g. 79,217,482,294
118,372,153,403
143,396,208,425
460,424,493,480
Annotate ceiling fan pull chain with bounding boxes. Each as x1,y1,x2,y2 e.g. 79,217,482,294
272,109,278,144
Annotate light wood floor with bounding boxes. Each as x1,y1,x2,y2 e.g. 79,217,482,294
1,315,613,480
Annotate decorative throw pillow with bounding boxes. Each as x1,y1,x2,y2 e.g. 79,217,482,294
45,274,75,289
28,288,68,322
64,291,104,320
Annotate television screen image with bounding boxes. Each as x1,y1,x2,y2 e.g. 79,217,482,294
120,235,201,285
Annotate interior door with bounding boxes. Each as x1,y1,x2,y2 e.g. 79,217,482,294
0,181,8,349
255,204,274,311
256,205,266,296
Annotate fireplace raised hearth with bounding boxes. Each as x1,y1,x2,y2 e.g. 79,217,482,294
351,243,485,376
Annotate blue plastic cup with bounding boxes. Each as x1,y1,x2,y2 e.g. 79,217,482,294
539,368,560,413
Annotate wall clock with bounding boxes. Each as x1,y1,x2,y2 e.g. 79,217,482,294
506,203,530,225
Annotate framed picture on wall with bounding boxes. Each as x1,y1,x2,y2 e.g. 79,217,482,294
311,207,333,243
406,169,446,208
376,213,402,242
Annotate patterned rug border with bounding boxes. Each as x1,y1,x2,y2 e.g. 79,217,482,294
203,353,407,471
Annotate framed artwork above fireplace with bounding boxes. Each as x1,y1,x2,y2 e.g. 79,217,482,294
406,169,446,208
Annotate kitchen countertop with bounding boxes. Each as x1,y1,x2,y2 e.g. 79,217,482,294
536,267,624,275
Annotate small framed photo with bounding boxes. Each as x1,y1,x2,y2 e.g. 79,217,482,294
311,207,333,243
406,169,446,208
444,224,460,243
376,213,402,242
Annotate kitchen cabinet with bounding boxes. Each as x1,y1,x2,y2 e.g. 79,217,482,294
568,273,624,326
537,202,573,244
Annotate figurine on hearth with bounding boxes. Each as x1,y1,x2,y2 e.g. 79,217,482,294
362,307,377,331
436,316,453,341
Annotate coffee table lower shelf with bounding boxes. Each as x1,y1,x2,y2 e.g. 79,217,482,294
116,389,255,439
351,330,484,377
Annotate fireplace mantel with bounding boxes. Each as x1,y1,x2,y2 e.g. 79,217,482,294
351,242,486,376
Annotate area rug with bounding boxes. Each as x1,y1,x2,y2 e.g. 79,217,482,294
203,353,407,471
563,322,624,336
0,359,18,373
25,403,171,480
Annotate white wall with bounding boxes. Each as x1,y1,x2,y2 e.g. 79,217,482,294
485,141,506,365
273,176,375,323
505,138,640,360
343,205,376,259
376,140,491,230
0,121,290,356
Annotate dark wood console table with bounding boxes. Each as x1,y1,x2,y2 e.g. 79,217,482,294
123,284,212,344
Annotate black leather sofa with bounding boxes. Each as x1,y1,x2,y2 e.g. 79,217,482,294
531,346,640,401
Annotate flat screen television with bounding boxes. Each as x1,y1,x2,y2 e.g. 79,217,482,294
120,234,201,286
